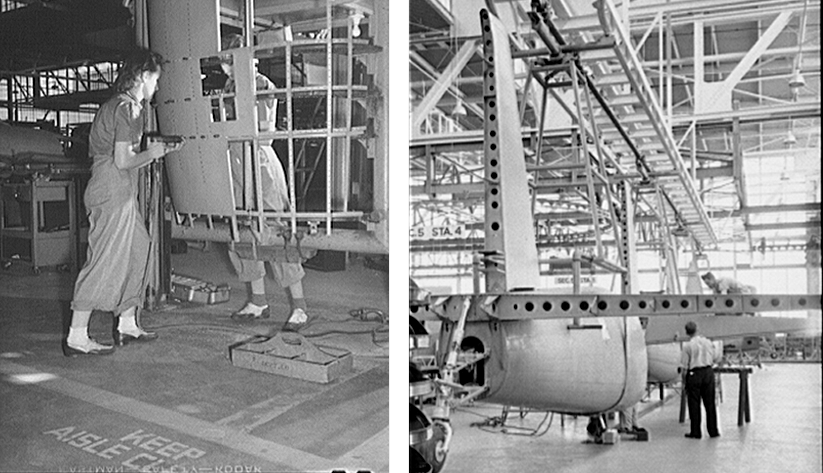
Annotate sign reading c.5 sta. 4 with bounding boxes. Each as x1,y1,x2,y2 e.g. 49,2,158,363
410,225,467,240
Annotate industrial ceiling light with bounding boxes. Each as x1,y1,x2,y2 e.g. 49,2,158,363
789,70,806,90
351,11,365,38
672,225,690,237
452,98,467,117
784,130,797,147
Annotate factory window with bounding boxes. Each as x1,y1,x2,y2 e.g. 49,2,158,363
200,56,236,122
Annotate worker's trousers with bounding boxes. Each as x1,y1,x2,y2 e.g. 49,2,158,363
685,366,719,437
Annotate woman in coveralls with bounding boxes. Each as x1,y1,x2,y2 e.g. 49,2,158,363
220,34,312,331
64,49,183,356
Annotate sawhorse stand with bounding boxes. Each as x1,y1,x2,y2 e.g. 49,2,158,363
679,366,753,426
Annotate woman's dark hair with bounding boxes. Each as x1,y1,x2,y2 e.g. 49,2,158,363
113,48,164,93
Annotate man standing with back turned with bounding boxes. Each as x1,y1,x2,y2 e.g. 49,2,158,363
681,321,722,439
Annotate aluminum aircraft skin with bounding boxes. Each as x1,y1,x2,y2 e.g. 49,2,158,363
410,7,820,428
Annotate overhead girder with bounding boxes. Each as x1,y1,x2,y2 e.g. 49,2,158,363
410,0,819,255
555,0,816,34
708,203,821,218
410,40,482,130
411,292,821,322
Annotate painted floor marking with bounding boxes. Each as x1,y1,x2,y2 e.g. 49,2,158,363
338,424,389,471
0,359,376,472
214,386,337,430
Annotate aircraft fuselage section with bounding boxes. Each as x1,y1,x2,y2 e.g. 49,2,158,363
647,343,683,384
455,316,647,415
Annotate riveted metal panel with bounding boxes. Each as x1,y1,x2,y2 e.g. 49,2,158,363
148,0,251,217
211,48,256,138
165,136,235,216
154,57,236,215
155,56,236,215
148,0,220,61
155,59,200,136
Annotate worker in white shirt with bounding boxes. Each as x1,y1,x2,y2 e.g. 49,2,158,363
681,321,722,439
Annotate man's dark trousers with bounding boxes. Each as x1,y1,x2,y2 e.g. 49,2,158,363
686,366,719,437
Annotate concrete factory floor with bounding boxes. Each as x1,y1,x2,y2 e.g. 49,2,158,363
441,362,822,473
0,245,389,473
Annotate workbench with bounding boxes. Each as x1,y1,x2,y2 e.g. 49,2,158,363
679,365,753,427
0,177,80,273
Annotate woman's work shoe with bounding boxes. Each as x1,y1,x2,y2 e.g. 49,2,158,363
282,308,315,332
231,302,271,320
114,328,158,346
63,339,115,357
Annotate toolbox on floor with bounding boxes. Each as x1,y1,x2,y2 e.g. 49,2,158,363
634,428,650,441
620,427,650,442
602,430,620,444
170,272,230,305
229,333,352,383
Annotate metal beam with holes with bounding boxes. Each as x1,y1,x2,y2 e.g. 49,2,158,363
409,293,822,322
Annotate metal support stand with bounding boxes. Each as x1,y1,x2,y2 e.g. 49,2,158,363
430,296,470,465
715,366,753,426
